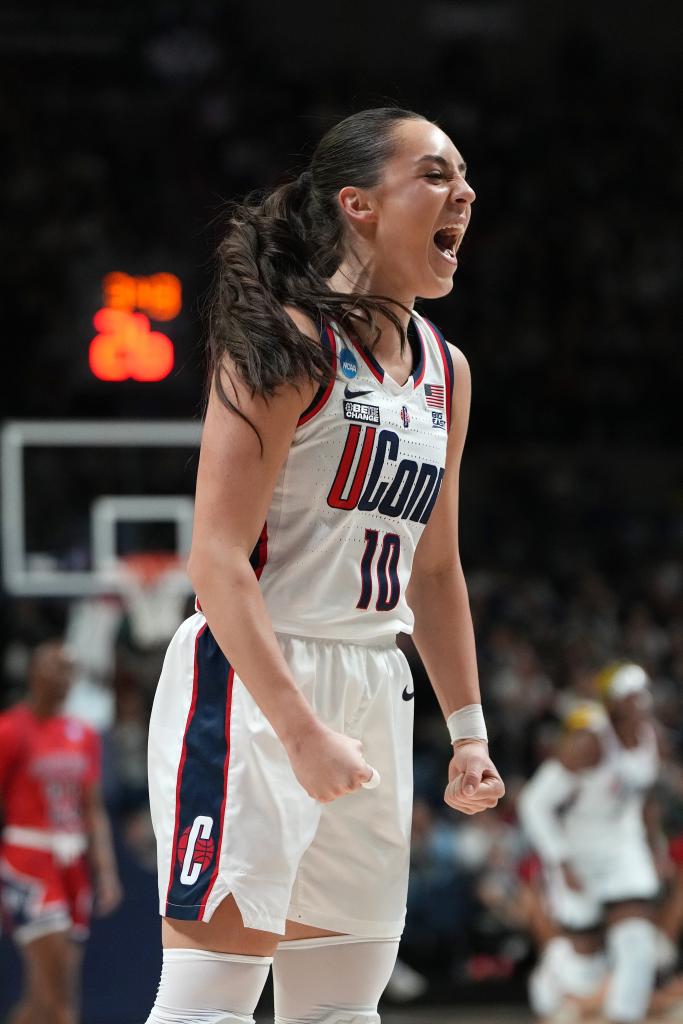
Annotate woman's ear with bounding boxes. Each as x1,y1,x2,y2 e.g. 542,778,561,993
337,186,377,231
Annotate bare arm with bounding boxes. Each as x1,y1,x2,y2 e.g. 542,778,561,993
517,758,578,866
643,791,669,879
406,345,478,717
406,345,503,813
188,309,374,802
83,784,123,916
189,336,318,747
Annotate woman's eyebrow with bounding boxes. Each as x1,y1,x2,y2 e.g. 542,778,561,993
417,154,467,176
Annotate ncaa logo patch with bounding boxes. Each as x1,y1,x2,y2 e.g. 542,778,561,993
400,405,410,429
339,349,358,379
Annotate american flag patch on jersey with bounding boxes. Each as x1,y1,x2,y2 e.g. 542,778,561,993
424,383,445,409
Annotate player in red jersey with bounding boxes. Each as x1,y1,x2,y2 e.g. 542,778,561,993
0,641,123,1024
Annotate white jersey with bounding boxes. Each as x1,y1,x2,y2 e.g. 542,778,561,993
251,311,455,643
562,720,659,861
519,718,660,925
519,717,659,868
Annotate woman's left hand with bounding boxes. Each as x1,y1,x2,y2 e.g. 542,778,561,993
94,871,124,916
444,740,505,815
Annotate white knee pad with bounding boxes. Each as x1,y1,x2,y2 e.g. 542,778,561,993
604,918,658,1023
528,937,606,1017
528,937,571,1017
145,947,272,1024
273,934,400,1024
563,944,607,997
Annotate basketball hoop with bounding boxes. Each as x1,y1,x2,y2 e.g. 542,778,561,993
118,551,185,590
116,551,189,648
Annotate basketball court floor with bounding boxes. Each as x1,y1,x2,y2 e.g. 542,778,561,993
376,1011,529,1024
256,1009,531,1024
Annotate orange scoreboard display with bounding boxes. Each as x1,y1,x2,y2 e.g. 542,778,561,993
89,272,181,382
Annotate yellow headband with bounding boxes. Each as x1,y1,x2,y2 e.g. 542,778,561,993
595,662,649,701
563,701,607,733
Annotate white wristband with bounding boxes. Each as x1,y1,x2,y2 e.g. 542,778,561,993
447,704,488,745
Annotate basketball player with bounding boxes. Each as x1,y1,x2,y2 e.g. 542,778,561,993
518,664,661,1024
145,108,505,1024
0,640,122,1024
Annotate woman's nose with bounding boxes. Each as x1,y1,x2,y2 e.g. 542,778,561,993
451,178,476,206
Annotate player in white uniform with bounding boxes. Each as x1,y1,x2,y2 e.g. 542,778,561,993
518,664,660,1024
145,108,505,1024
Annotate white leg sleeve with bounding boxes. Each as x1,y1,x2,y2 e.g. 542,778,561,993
563,946,607,997
145,948,272,1024
604,918,658,1023
273,935,400,1024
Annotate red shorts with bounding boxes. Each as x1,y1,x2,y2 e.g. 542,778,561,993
669,835,683,866
0,843,92,945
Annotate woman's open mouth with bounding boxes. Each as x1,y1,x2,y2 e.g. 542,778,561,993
433,225,464,265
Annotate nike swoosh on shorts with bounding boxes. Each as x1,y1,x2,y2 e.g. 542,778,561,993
402,687,415,701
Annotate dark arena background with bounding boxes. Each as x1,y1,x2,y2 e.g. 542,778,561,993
1,1,682,1022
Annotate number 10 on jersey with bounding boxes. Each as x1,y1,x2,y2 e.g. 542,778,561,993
357,529,401,611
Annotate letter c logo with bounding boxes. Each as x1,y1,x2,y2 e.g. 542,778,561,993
179,815,214,886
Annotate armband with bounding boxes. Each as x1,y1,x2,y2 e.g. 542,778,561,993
447,704,488,745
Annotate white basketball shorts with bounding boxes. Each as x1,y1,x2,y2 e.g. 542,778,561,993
148,612,414,938
547,843,660,930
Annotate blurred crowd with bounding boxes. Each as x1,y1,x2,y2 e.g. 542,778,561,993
398,554,683,998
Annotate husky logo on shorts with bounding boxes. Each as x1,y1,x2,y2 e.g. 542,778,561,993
178,816,215,886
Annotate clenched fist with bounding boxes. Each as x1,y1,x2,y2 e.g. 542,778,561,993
444,739,505,815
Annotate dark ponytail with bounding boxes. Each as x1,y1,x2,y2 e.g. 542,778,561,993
207,107,427,425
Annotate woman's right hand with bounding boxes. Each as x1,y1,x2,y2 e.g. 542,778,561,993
282,720,376,803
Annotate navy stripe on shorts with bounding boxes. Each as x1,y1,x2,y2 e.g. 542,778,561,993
165,624,234,920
